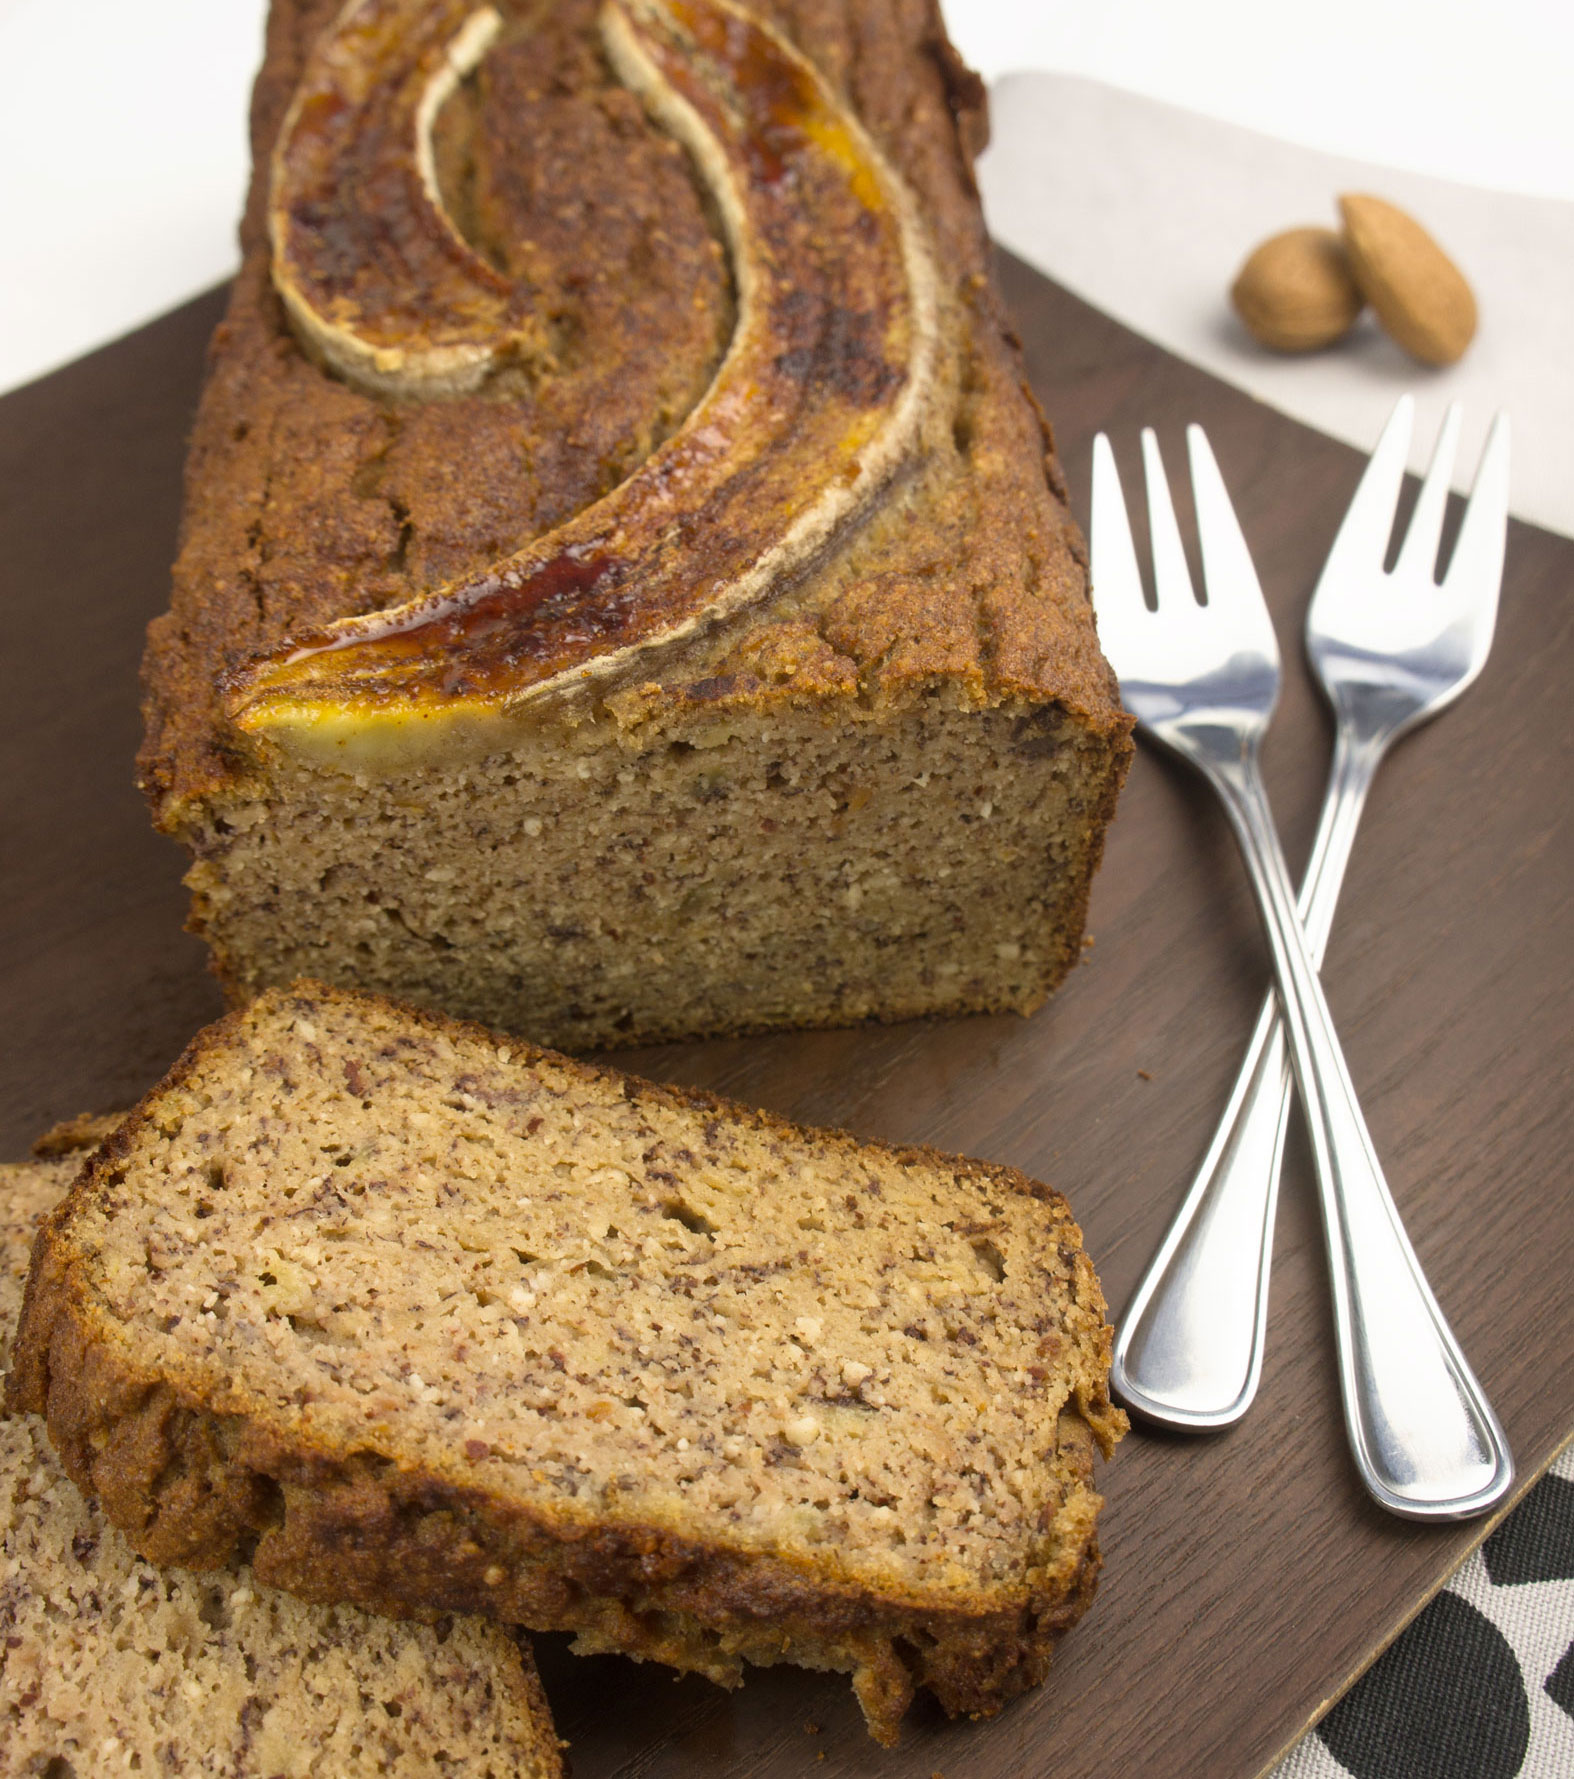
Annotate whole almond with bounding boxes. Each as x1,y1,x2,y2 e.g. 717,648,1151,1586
1339,194,1477,366
1230,227,1364,352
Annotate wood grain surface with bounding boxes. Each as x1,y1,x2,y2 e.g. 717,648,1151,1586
1,254,1570,1779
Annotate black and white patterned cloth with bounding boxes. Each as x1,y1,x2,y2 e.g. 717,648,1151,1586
1272,1445,1574,1779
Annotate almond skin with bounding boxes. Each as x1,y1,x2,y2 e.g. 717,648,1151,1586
1231,227,1364,352
1339,194,1477,366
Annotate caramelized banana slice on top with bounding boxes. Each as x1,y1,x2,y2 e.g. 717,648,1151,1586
235,0,942,771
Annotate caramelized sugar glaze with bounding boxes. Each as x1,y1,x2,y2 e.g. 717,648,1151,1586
267,2,528,393
231,0,941,767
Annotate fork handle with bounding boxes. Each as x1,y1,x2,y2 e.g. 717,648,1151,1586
1112,727,1382,1428
1211,744,1513,1520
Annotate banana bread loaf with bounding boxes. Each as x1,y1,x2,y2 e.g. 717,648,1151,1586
10,983,1125,1744
1,1149,563,1779
137,0,1131,1051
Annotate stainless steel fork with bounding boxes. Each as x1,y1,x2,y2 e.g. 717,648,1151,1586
1091,422,1513,1520
1112,401,1513,1438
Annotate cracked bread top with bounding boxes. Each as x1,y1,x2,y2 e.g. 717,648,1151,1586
138,0,1124,816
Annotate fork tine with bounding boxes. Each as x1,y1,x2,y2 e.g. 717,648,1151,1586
1090,433,1146,627
1141,429,1198,608
1186,425,1276,656
1441,413,1511,609
1394,403,1463,583
1314,394,1414,598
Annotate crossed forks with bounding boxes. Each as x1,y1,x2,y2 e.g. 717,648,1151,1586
1091,398,1514,1521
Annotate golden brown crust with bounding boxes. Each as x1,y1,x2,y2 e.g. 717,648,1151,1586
16,1284,1107,1749
137,0,1127,815
11,982,1124,1745
17,1309,1101,1743
236,0,952,770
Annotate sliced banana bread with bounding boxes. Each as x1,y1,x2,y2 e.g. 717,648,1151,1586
2,1150,563,1779
139,0,1131,1052
10,984,1125,1744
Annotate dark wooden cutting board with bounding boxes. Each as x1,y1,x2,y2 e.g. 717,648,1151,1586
1,253,1570,1779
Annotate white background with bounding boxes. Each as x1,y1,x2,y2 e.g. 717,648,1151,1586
0,0,1569,393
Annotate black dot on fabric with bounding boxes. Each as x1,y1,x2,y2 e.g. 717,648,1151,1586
1483,1472,1574,1587
1547,1639,1574,1724
1319,1592,1529,1779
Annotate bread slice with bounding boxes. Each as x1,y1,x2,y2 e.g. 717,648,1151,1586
11,984,1125,1744
2,1148,563,1779
138,0,1132,1052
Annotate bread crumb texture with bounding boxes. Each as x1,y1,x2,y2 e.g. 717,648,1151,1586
11,984,1125,1743
1,1153,562,1779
